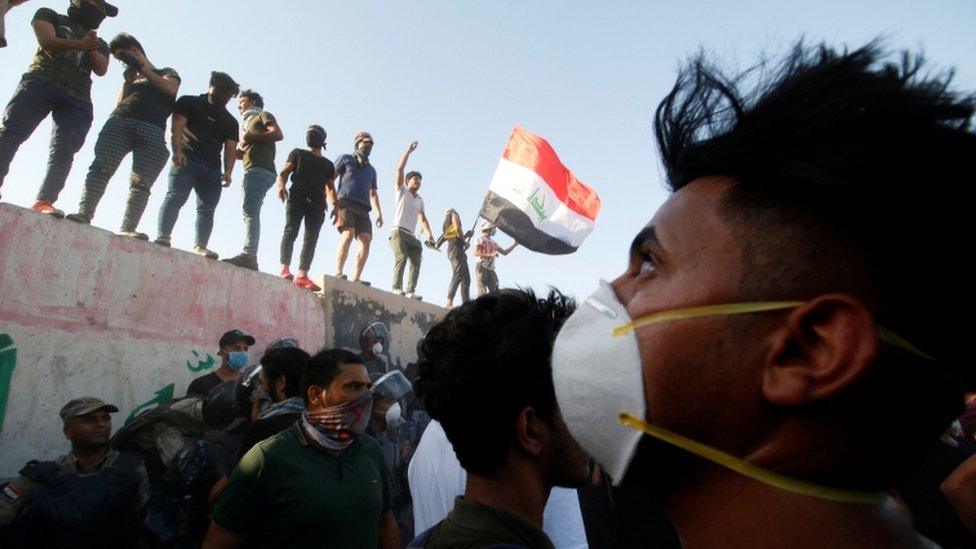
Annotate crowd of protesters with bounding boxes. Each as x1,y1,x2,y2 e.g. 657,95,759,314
3,1,976,549
0,0,515,304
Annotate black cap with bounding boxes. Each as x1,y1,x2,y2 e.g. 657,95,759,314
219,329,255,348
73,0,118,17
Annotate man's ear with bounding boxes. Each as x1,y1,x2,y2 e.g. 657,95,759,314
514,407,544,458
306,386,324,407
762,294,879,406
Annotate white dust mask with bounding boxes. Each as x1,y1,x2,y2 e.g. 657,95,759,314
552,280,645,484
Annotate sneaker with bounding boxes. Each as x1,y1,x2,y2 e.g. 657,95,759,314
334,274,347,280
65,213,90,224
354,279,371,287
295,276,321,292
192,245,219,259
280,266,294,280
393,289,405,296
406,292,423,301
222,252,258,270
153,235,171,247
117,230,148,240
31,200,64,218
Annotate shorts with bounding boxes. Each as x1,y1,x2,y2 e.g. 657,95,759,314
334,199,372,236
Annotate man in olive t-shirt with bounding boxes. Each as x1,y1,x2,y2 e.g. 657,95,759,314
0,1,115,215
206,348,401,549
223,89,283,271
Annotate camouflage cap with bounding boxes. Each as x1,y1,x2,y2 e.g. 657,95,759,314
59,396,119,423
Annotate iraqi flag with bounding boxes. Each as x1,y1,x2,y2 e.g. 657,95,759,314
479,127,601,255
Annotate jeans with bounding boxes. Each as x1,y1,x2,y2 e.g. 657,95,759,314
280,199,325,271
390,228,422,293
79,115,169,230
241,167,276,255
157,156,222,247
0,78,93,202
446,238,471,303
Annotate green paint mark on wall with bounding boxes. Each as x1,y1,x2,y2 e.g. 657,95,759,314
125,383,175,425
0,334,14,435
186,350,215,372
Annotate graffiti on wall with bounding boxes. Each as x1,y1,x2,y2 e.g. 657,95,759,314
0,334,15,435
125,349,214,425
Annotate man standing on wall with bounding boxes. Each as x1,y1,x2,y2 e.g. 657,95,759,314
65,33,180,238
0,397,148,546
154,71,239,259
223,89,283,270
474,224,517,296
390,140,435,301
0,0,114,212
1,0,32,49
333,131,383,285
186,329,255,397
277,124,335,291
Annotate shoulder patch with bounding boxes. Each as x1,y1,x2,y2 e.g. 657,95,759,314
2,483,21,502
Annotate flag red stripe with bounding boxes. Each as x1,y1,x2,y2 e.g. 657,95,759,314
500,127,601,221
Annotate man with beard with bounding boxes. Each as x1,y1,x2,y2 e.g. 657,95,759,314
205,349,400,548
0,0,114,212
333,131,383,285
551,42,975,548
154,71,239,259
411,289,590,548
0,397,147,546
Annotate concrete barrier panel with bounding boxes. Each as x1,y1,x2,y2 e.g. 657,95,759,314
0,203,443,475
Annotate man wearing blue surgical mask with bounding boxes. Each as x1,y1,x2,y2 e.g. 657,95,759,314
187,329,255,397
551,42,975,548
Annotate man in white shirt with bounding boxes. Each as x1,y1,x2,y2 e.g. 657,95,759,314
390,140,434,300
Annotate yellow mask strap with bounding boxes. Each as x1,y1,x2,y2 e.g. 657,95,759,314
612,301,933,361
618,412,886,505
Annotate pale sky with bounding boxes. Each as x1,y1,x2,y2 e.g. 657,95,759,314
2,1,974,303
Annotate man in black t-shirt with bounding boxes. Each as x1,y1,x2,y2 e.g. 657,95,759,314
0,0,115,215
154,71,239,259
276,124,336,291
186,329,255,397
66,33,179,239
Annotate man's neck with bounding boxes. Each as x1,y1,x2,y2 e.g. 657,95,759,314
214,364,238,381
464,467,549,528
71,445,110,473
308,147,323,157
662,466,927,549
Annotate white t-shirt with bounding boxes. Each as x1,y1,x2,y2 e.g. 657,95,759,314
393,184,424,232
408,420,588,549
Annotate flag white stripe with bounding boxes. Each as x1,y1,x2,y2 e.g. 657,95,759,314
487,158,595,247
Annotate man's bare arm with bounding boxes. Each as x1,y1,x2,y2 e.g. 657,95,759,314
377,510,402,549
32,19,94,53
371,187,383,228
418,210,434,240
222,140,238,186
394,140,418,189
170,114,188,167
202,520,245,549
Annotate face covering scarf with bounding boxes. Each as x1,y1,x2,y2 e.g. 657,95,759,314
552,280,934,505
301,390,373,451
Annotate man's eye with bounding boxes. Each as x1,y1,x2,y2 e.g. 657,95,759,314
639,258,656,275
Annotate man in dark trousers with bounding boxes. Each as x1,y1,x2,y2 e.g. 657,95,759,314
276,124,335,291
0,0,115,213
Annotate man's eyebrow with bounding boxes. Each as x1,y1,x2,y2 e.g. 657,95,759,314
630,226,662,255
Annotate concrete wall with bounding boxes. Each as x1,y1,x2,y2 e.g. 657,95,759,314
0,203,444,475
